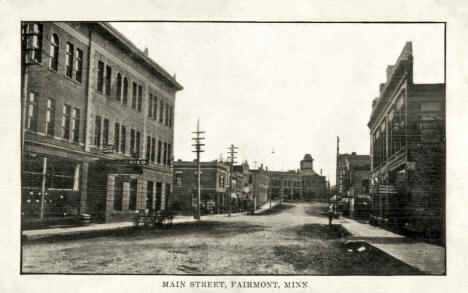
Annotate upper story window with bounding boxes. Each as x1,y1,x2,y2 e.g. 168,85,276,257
157,140,162,164
130,129,135,155
65,42,74,78
94,115,102,147
116,73,122,101
137,85,142,112
131,82,137,109
23,23,43,63
105,65,112,96
49,34,59,71
146,136,151,161
148,93,153,118
153,96,158,120
114,122,120,153
165,103,169,126
103,118,109,147
120,125,126,154
136,131,141,158
62,104,71,139
159,100,164,123
168,143,172,166
151,137,156,162
122,77,128,106
72,108,80,143
46,98,56,136
75,49,83,82
27,92,39,131
163,142,167,165
169,105,173,127
97,61,104,93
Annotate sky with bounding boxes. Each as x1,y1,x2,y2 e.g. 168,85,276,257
111,22,444,185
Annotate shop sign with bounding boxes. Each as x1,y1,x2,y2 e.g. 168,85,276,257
107,159,149,166
378,185,397,195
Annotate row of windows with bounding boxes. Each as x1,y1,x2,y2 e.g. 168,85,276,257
22,23,84,83
372,93,406,167
148,93,173,127
94,115,172,164
22,23,174,129
145,136,172,166
97,61,174,127
27,92,81,143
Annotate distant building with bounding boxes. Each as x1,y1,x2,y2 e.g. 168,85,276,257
249,166,271,209
21,22,182,223
367,42,445,240
263,154,328,202
172,160,230,215
336,151,370,218
300,154,328,201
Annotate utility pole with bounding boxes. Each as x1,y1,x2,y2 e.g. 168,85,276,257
191,118,205,220
227,144,238,217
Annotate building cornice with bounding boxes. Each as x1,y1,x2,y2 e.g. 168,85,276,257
98,23,183,91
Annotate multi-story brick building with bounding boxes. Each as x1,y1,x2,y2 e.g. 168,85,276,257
300,154,328,202
367,42,445,240
266,154,328,202
172,160,230,215
21,22,182,224
267,170,303,201
248,167,271,209
336,151,370,218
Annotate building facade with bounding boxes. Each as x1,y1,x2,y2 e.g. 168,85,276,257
300,154,328,201
367,42,445,240
21,22,182,224
172,161,230,215
249,167,271,209
336,152,370,218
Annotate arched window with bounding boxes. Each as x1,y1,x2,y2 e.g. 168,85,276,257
50,34,59,71
116,73,122,101
122,77,128,106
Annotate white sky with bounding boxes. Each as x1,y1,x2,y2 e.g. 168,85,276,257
111,22,444,184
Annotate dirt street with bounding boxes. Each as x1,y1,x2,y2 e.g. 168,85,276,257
22,202,421,274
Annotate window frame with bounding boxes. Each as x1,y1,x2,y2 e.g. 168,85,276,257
75,48,83,82
49,33,59,71
46,98,56,136
65,42,74,78
62,104,71,140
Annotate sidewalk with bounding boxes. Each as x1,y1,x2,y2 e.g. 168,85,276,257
22,201,281,241
336,217,445,275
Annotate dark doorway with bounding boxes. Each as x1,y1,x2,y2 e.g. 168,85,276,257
129,179,137,211
165,184,171,209
155,182,162,210
146,181,154,211
114,177,124,211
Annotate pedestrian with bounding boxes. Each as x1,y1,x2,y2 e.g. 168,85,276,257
327,204,334,225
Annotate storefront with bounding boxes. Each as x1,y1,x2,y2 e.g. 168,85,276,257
87,159,172,222
22,153,82,220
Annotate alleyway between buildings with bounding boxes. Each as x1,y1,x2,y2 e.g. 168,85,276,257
22,202,439,275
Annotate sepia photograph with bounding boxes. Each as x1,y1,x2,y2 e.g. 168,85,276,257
19,20,446,276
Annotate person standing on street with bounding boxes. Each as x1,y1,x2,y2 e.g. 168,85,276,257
327,204,334,225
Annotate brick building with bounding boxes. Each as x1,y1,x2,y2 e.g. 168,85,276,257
249,167,271,209
336,151,370,218
300,154,328,202
367,42,445,240
21,22,182,224
172,160,230,215
263,155,328,202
